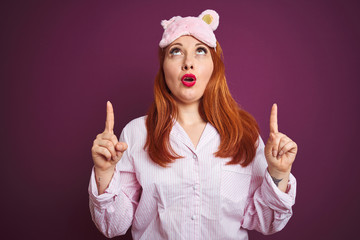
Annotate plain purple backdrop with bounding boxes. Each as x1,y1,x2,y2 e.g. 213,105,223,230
2,0,360,239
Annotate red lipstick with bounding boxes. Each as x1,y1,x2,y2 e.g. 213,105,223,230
181,74,197,87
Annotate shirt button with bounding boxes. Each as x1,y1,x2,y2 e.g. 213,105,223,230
193,185,196,190
193,154,197,159
191,215,196,220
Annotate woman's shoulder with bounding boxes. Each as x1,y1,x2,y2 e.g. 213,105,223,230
124,115,147,127
122,115,147,137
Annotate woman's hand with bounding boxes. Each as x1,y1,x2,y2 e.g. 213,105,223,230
91,101,128,173
264,104,298,190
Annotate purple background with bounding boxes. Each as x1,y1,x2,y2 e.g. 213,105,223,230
2,0,359,239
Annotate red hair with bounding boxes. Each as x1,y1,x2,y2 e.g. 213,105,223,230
145,41,259,167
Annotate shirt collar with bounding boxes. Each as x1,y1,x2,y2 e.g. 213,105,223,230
170,118,218,152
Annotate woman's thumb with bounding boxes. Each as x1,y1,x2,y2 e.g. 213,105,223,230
116,142,128,152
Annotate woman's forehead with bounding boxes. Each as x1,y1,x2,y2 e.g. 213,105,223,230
169,35,209,47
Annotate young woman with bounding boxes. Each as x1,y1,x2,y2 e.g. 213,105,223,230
89,10,297,239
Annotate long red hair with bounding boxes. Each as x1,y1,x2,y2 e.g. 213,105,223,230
145,41,260,167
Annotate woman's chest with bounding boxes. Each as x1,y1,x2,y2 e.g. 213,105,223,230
132,140,254,213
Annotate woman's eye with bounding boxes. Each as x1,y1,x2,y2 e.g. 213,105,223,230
170,48,181,55
196,47,207,55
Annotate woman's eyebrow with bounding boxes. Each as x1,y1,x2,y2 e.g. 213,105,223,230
169,43,182,48
195,43,206,47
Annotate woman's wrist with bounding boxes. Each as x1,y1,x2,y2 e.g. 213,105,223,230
267,166,291,179
267,167,291,192
94,165,116,195
94,165,116,175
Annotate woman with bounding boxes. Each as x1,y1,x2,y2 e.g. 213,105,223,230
89,10,297,239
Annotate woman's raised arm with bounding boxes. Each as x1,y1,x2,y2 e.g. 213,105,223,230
91,101,128,194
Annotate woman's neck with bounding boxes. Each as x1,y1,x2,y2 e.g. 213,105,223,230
176,101,205,126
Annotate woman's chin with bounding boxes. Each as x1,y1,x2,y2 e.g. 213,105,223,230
173,95,202,106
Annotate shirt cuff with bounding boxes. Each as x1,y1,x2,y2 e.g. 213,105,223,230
88,165,122,209
262,168,297,212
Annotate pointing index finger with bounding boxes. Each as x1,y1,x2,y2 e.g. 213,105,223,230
105,101,114,133
270,103,278,133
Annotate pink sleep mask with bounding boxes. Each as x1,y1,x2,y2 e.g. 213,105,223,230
159,9,220,49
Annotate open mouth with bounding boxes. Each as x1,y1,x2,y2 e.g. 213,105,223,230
181,74,196,87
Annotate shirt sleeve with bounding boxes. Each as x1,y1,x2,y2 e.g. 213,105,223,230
88,127,142,238
241,136,297,235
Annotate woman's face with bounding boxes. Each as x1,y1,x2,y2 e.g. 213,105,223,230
163,35,214,105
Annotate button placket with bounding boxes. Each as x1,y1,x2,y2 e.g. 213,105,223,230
192,152,199,192
191,151,201,226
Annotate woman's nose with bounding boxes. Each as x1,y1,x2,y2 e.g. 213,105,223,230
182,64,194,70
182,55,194,71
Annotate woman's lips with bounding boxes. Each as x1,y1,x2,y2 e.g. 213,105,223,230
181,74,197,87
